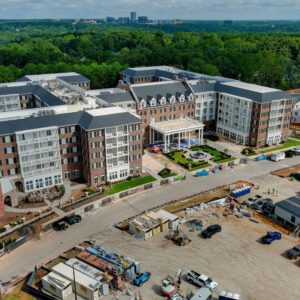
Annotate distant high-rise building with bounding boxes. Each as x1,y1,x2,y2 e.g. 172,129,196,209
138,16,148,24
130,11,137,23
119,17,130,24
106,16,116,23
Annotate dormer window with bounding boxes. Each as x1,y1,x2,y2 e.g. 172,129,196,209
188,93,194,102
160,96,166,105
140,99,146,108
169,95,176,104
179,94,185,103
150,98,156,107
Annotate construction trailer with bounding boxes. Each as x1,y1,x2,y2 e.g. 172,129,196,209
52,263,101,300
42,272,73,300
86,246,140,281
157,210,179,230
65,258,105,282
129,214,160,240
146,211,169,232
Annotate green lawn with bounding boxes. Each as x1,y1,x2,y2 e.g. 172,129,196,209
107,176,156,195
259,138,300,154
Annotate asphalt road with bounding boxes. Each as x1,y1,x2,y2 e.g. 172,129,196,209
0,157,299,283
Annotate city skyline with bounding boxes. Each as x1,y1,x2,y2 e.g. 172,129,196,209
1,0,300,20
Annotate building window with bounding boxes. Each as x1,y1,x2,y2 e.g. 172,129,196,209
4,147,13,154
3,136,11,143
35,178,43,189
9,169,16,175
109,171,118,181
26,180,34,191
120,169,128,178
54,175,62,184
45,177,52,186
291,215,296,223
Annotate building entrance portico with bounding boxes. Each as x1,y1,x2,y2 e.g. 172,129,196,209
149,117,205,153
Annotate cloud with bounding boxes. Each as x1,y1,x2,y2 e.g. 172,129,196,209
1,0,300,19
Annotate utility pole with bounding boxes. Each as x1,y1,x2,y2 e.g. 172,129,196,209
73,265,78,300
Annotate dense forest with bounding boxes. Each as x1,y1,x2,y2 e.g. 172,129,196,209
1,20,300,90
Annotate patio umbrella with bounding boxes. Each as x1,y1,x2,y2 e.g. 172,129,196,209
151,146,161,152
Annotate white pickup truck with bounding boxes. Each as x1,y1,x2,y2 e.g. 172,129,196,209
186,271,218,291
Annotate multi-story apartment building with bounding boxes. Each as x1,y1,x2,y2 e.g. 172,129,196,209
17,72,91,90
0,84,65,112
117,66,294,147
0,107,142,205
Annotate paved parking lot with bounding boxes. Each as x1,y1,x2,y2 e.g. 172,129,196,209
94,209,300,300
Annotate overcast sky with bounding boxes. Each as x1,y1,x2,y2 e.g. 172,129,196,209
1,0,300,20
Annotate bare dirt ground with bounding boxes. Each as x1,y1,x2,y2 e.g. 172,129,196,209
271,164,300,178
92,209,300,300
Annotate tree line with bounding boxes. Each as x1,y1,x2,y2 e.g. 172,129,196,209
1,28,300,90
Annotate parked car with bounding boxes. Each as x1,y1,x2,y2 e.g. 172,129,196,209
53,220,69,231
243,194,262,206
292,147,300,155
186,271,218,291
133,272,151,286
261,231,282,244
73,214,82,222
287,244,300,259
252,198,273,211
285,150,295,158
262,202,275,215
63,215,79,225
202,224,222,239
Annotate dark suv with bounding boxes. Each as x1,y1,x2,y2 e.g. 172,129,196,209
287,245,300,259
64,214,81,225
202,224,222,239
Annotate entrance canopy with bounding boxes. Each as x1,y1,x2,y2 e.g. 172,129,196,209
149,118,204,152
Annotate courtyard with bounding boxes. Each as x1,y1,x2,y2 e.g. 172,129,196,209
165,144,236,171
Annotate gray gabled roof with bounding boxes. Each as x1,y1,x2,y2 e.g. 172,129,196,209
58,75,90,84
216,82,289,103
190,82,216,93
132,82,190,104
120,66,233,83
0,110,141,135
78,111,140,130
0,112,83,135
0,84,65,106
276,197,300,218
97,91,135,103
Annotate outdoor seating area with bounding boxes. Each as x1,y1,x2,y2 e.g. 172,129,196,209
27,186,63,203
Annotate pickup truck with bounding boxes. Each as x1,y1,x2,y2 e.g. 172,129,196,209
261,231,281,244
186,270,218,291
133,272,151,286
287,244,300,259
